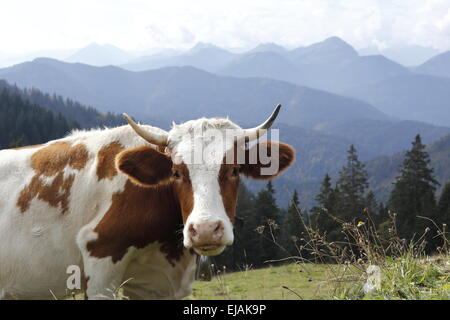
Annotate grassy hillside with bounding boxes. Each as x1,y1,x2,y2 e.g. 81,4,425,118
190,263,346,300
189,257,449,300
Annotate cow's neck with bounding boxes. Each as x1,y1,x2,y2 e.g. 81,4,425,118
87,180,187,267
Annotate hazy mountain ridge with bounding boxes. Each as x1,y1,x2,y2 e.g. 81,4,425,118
344,74,450,127
1,53,450,206
414,51,450,79
0,58,388,130
122,43,237,72
65,43,134,66
358,44,441,66
119,37,450,127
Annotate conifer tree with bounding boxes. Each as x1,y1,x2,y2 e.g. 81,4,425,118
213,182,256,271
388,135,439,242
336,145,369,221
247,181,281,267
310,174,340,240
438,181,450,242
281,190,304,256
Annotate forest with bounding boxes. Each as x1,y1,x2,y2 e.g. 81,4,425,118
214,136,450,271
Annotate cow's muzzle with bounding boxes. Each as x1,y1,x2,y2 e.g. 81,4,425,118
186,220,228,256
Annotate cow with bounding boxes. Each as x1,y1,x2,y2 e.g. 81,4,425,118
0,104,294,299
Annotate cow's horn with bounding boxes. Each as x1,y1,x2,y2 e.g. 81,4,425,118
240,104,281,142
123,113,169,146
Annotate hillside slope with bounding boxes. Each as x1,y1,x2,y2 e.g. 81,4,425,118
0,80,124,128
0,87,78,149
366,133,450,202
415,51,450,79
345,74,450,127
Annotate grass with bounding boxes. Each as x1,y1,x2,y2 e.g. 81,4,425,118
189,263,361,300
67,209,450,300
188,255,449,300
65,253,449,300
359,254,450,300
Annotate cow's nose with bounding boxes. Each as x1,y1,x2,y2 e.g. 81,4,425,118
188,220,224,245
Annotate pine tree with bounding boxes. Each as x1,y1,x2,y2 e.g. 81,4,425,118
247,181,281,267
438,181,450,244
281,190,304,257
213,182,256,271
315,174,334,209
336,145,369,221
364,190,379,225
0,88,78,149
310,174,340,240
388,135,439,243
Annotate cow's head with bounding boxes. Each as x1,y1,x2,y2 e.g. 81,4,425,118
116,105,295,256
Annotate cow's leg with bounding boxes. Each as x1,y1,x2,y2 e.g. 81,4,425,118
77,227,134,300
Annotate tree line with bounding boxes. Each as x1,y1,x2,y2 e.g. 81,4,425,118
0,88,79,149
214,135,450,271
0,80,124,129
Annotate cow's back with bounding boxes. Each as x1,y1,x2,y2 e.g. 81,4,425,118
0,126,150,299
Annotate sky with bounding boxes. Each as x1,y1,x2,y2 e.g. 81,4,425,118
0,0,449,55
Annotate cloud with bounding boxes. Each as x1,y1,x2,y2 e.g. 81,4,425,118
0,0,449,54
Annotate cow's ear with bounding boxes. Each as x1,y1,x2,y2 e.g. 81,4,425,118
240,141,295,180
116,146,172,187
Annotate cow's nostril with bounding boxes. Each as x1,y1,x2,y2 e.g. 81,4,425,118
214,222,222,232
213,221,224,237
188,223,197,237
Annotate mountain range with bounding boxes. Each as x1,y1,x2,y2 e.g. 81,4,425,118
1,36,450,207
65,43,134,66
116,37,450,127
122,43,236,73
414,51,450,79
0,57,388,130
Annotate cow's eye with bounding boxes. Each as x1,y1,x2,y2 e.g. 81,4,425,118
232,167,239,177
172,170,181,179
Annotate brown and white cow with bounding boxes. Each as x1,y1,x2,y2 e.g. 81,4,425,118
0,105,294,299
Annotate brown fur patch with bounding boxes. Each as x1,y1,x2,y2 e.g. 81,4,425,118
90,145,196,265
96,142,125,180
17,142,89,214
30,142,89,176
218,164,239,223
86,181,186,266
171,163,194,224
116,146,173,187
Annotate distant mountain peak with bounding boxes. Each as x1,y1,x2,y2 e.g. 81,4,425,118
323,36,347,44
415,50,450,79
32,57,58,63
188,42,221,53
420,50,450,65
316,36,357,53
65,43,132,66
289,36,358,65
248,43,287,54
